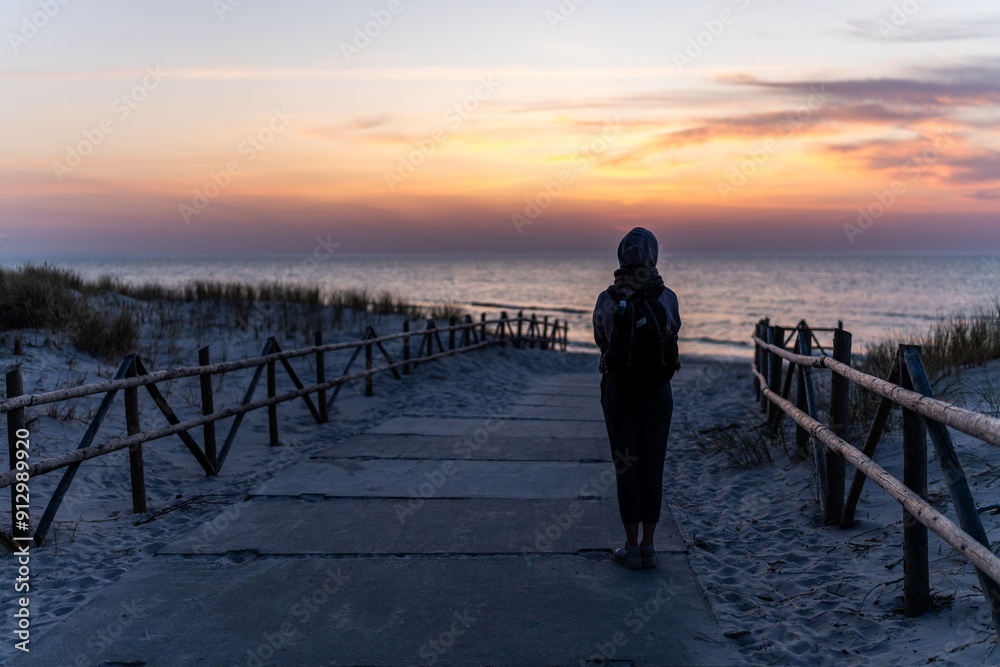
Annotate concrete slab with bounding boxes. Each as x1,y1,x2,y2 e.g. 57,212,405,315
158,497,680,556
397,407,604,421
312,434,611,462
508,405,604,421
517,385,601,397
252,459,614,499
25,555,740,667
513,393,602,408
531,373,601,387
368,416,607,439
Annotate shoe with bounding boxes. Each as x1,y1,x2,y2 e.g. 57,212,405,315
640,545,657,569
612,544,642,569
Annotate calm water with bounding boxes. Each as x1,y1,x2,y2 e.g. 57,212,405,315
14,254,1000,359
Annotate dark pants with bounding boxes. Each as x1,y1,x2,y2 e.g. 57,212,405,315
600,374,673,524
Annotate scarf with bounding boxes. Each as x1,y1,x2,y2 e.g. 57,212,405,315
613,265,664,295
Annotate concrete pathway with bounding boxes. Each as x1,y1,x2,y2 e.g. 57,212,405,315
24,372,742,666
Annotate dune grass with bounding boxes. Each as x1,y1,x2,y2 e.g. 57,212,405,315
0,263,465,360
858,301,1000,384
0,264,137,360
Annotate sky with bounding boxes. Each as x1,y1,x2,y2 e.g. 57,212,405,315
1,0,998,256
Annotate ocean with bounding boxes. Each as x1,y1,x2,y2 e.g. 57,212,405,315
17,254,1000,360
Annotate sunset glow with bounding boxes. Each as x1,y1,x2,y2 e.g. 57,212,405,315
2,0,999,255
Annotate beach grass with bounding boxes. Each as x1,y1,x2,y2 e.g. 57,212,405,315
0,264,138,360
858,301,1000,383
0,263,464,360
845,302,1000,439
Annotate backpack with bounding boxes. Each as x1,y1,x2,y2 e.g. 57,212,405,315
603,285,680,387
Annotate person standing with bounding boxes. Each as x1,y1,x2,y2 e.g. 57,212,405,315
593,227,681,569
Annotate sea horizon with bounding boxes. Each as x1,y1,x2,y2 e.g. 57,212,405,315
7,253,998,361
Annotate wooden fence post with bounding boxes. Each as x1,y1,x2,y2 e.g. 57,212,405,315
267,338,280,446
899,345,930,617
463,314,473,346
795,324,812,458
365,331,374,397
314,332,329,424
517,311,524,349
403,320,411,375
6,366,27,541
754,320,763,400
199,346,217,467
481,313,487,343
541,315,550,350
125,357,147,513
902,345,1000,633
826,327,852,524
760,320,771,413
767,325,784,431
449,317,457,351
529,314,538,349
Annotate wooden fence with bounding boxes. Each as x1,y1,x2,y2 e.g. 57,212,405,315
753,318,1000,634
1,311,568,553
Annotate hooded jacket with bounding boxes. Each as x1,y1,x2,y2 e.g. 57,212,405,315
593,228,681,362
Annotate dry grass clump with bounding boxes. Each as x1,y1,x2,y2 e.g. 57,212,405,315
0,263,468,360
858,301,1000,384
0,264,137,360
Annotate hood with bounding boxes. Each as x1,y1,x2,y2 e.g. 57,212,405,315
617,227,658,269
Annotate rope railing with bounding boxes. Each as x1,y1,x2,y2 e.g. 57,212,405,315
1,310,569,551
753,318,1000,634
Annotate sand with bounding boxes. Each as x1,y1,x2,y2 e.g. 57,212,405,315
1,295,999,664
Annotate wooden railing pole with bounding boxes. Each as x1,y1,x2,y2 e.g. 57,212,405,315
449,316,457,351
402,320,411,375
516,310,524,349
314,332,329,424
199,346,217,467
499,312,508,347
899,345,930,617
6,367,27,541
481,312,487,342
267,338,280,446
826,327,852,524
754,320,762,399
795,324,812,458
760,320,771,413
902,345,1000,633
365,331,374,397
541,315,550,351
125,357,147,514
767,325,784,430
841,357,900,528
